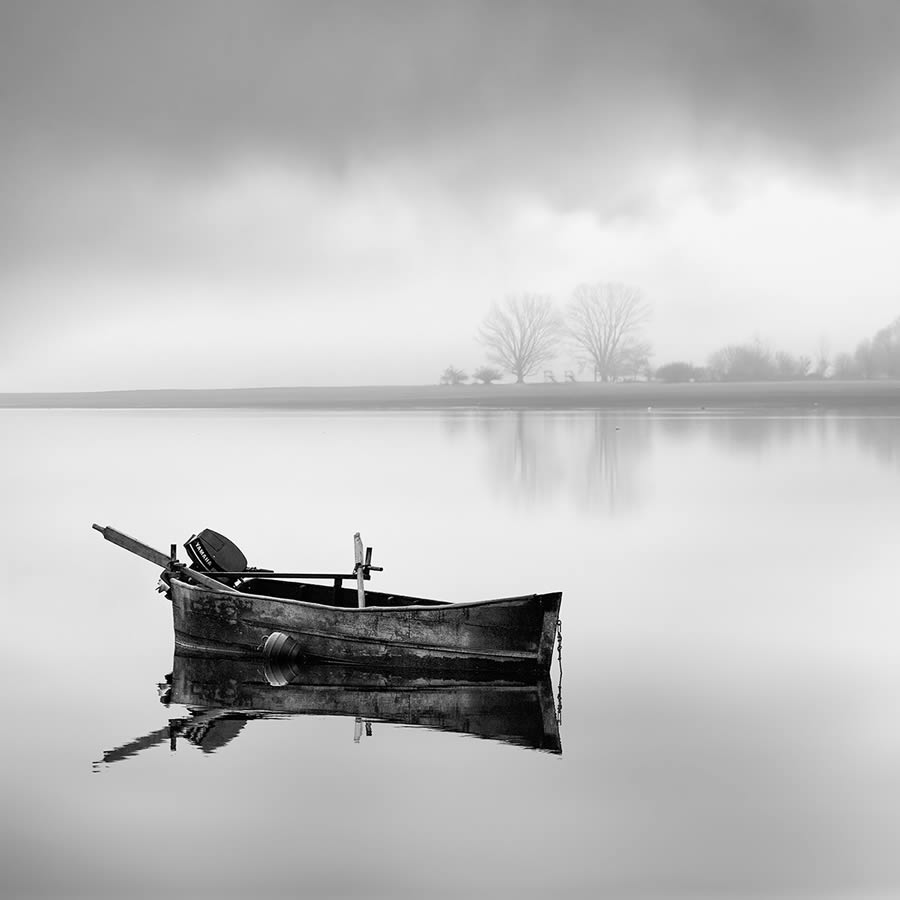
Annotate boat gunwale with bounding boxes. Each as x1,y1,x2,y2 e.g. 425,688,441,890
170,577,561,613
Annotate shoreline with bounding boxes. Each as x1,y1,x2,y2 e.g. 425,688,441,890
3,380,900,410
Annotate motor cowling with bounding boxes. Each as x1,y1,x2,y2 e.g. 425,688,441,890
184,529,248,584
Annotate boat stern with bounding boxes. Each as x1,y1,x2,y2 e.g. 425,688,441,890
536,592,562,673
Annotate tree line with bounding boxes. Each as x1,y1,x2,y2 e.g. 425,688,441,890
658,317,900,383
833,318,900,379
442,283,900,385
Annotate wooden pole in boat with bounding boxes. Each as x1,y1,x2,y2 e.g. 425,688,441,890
354,532,366,608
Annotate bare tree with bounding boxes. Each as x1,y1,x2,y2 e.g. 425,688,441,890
833,351,861,379
775,350,811,379
477,294,560,383
708,340,774,381
566,283,650,382
440,365,468,385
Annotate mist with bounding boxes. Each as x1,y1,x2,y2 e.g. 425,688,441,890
4,1,900,390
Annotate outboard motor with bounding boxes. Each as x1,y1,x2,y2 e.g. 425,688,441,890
184,529,248,585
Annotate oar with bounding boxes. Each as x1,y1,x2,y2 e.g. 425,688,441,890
92,524,240,594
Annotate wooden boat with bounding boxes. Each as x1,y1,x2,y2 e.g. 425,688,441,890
94,525,562,675
170,578,561,674
96,653,562,767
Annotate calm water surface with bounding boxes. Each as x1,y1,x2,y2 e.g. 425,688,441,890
2,409,900,899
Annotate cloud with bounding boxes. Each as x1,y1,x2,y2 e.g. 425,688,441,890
4,2,900,389
3,1,900,198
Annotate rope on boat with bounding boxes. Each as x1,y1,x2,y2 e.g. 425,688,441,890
555,618,563,726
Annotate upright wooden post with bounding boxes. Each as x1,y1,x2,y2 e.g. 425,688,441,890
354,532,366,608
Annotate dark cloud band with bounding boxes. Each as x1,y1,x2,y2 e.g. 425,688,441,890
3,1,899,180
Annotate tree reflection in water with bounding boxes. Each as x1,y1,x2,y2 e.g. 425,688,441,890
443,408,900,518
578,413,651,515
457,410,649,516
656,411,900,470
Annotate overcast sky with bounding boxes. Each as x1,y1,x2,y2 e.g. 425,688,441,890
3,0,900,390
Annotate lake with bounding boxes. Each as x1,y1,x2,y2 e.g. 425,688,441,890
2,408,900,899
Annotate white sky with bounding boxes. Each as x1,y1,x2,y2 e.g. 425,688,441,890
3,1,900,390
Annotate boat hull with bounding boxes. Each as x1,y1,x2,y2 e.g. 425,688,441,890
170,579,561,674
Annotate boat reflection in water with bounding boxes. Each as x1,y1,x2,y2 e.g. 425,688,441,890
97,653,562,767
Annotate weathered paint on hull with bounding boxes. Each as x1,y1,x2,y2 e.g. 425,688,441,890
171,654,562,753
170,579,561,674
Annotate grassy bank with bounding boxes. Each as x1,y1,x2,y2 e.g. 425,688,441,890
3,380,900,410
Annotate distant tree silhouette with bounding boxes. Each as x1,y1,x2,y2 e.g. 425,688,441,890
859,317,900,377
833,352,861,379
478,294,560,383
566,282,651,382
707,340,775,381
707,341,827,381
655,361,704,383
440,366,469,385
472,365,504,384
774,351,812,379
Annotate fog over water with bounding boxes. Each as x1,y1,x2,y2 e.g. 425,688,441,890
2,408,900,898
3,3,900,389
